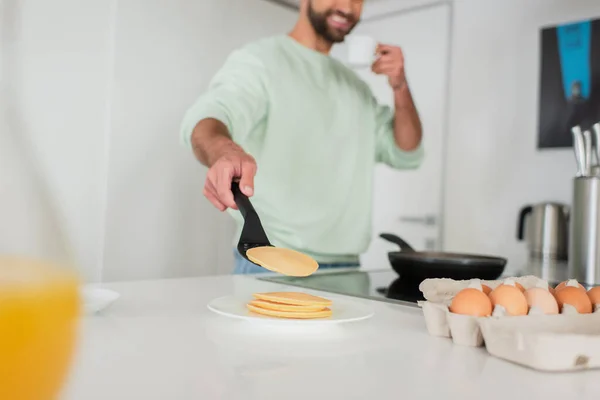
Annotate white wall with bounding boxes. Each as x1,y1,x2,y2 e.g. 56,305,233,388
101,0,296,281
1,0,112,279
443,0,600,274
1,0,296,282
361,0,448,20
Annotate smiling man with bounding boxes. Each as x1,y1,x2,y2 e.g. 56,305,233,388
180,0,424,274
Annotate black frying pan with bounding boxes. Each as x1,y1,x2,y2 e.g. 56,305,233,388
380,233,506,281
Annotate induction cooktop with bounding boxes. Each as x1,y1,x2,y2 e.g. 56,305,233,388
258,268,422,308
258,267,577,308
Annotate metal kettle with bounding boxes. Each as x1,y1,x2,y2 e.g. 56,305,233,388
517,202,570,260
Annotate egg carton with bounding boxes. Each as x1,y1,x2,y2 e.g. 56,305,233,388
418,276,600,372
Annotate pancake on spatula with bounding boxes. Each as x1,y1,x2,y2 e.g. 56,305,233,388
252,292,332,307
248,299,327,312
246,247,318,277
247,303,332,319
230,181,319,277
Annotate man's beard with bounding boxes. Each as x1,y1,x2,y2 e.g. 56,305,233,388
307,2,358,43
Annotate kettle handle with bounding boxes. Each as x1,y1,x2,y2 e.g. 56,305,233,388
517,205,533,241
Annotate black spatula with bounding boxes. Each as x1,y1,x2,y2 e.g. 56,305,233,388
231,181,272,263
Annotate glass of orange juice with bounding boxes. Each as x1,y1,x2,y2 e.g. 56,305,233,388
0,256,81,400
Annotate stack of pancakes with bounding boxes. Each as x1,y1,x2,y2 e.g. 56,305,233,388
247,292,332,319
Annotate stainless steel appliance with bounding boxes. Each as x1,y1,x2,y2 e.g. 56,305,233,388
517,202,570,260
525,258,569,283
569,176,600,285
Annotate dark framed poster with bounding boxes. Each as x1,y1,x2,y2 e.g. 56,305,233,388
538,18,600,149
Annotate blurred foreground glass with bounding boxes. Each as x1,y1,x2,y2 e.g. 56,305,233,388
1,86,81,397
0,257,80,400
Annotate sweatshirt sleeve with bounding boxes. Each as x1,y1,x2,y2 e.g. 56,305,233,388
373,100,424,169
179,47,269,147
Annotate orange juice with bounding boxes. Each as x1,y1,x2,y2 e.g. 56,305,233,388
0,256,80,400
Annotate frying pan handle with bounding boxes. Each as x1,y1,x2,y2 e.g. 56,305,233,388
379,233,416,252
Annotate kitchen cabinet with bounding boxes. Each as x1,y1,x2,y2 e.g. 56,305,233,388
333,4,451,269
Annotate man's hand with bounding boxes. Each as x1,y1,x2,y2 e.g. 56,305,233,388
370,45,422,152
371,44,407,91
190,118,258,212
204,148,257,211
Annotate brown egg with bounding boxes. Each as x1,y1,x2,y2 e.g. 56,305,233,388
555,280,586,293
503,279,525,292
489,285,528,316
524,287,559,315
514,282,525,292
587,287,600,305
450,288,493,317
481,284,492,295
555,287,593,314
548,286,556,296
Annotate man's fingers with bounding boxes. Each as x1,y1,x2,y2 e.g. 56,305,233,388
203,186,226,211
374,54,401,67
203,150,257,212
374,53,397,63
372,61,392,74
205,178,220,198
372,58,403,75
205,179,227,210
372,56,396,69
375,50,403,68
216,165,237,209
371,59,384,73
377,44,402,55
239,160,257,197
379,66,401,75
372,60,396,72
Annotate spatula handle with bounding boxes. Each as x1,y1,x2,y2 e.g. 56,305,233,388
231,181,271,249
231,181,256,219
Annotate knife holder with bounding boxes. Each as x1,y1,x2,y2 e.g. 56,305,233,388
568,176,600,285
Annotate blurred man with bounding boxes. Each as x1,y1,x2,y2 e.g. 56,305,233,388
180,0,424,274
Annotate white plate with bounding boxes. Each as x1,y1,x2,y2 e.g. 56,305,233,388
207,295,374,325
80,286,120,315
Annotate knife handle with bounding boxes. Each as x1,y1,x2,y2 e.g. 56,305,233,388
572,126,586,177
593,123,600,167
584,130,593,176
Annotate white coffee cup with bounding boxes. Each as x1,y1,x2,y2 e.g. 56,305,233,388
346,35,378,68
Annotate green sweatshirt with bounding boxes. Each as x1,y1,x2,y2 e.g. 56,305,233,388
180,35,424,264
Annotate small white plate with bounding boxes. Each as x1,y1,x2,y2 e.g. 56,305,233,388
80,286,120,315
207,295,374,325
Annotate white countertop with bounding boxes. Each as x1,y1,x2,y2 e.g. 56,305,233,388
62,274,600,400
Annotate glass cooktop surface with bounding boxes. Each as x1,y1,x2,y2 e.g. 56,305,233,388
257,266,573,307
258,268,422,307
